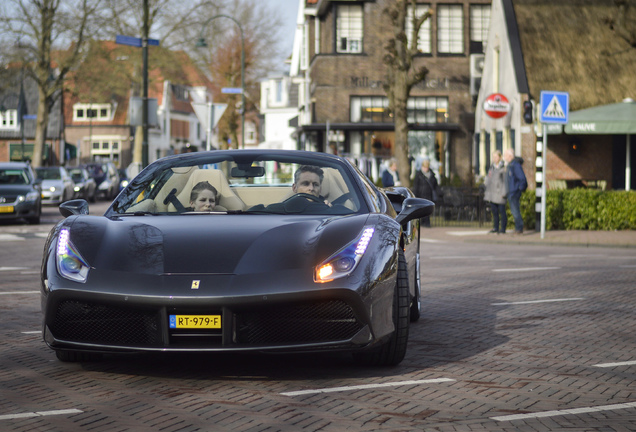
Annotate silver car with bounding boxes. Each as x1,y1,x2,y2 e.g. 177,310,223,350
36,166,75,205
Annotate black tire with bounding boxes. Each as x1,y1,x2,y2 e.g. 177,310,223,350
26,204,41,225
55,350,102,362
410,253,421,322
354,250,410,366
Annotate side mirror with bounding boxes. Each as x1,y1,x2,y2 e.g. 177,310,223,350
59,199,89,217
395,197,434,226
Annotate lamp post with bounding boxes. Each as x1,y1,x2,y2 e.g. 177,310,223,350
196,14,245,150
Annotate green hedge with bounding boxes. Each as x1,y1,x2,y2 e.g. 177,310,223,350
506,189,636,231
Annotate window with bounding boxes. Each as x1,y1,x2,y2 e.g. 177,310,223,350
350,97,391,123
336,4,363,53
406,4,432,54
88,136,125,161
438,4,463,54
0,109,18,129
407,97,448,123
351,96,448,124
470,4,490,53
275,80,283,103
73,103,112,122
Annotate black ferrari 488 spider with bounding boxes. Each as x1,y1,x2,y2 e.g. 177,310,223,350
41,150,433,365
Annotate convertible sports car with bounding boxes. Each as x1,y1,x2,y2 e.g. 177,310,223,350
41,150,433,365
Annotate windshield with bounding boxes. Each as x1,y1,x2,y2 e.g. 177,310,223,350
69,170,85,182
0,169,29,185
36,168,62,180
111,154,363,216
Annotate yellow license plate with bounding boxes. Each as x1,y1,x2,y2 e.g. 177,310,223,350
169,315,221,329
0,206,14,213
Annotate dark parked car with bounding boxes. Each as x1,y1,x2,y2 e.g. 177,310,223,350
41,150,433,364
82,161,120,200
0,162,42,224
36,166,75,205
68,167,96,202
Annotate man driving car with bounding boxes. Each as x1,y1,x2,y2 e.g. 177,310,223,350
292,165,331,206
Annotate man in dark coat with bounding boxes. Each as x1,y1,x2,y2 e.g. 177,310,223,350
412,158,439,227
503,148,528,235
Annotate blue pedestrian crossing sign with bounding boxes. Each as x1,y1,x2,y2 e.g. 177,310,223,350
540,91,569,124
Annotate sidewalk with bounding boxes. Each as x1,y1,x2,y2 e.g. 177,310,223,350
421,227,636,248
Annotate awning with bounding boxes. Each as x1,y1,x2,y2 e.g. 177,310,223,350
564,99,636,134
564,99,635,191
299,122,461,132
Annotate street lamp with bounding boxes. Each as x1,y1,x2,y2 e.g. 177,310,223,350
196,14,245,150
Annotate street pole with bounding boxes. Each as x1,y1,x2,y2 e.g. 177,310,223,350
197,15,245,149
142,0,149,167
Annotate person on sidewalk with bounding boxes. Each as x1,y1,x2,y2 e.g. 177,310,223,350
381,158,401,187
484,150,507,234
413,158,440,227
503,148,528,235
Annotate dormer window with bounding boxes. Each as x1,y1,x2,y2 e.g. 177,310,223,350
73,103,113,122
0,109,18,130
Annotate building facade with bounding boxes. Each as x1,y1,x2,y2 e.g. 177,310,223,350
291,0,491,184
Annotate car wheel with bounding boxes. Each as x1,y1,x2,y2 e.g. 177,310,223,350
354,250,410,366
55,350,102,362
26,204,42,225
410,252,421,322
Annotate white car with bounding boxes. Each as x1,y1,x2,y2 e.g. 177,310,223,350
36,166,75,205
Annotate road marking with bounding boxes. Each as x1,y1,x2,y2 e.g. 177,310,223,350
491,401,636,422
0,267,29,271
549,254,606,258
0,291,40,295
430,255,484,259
0,408,83,421
593,360,636,368
21,331,41,334
493,267,560,272
280,378,455,396
492,298,585,306
0,234,24,241
447,230,489,236
421,238,444,243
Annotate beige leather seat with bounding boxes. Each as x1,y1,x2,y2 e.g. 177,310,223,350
169,169,246,211
126,166,198,213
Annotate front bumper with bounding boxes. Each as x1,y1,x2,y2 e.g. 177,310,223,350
42,290,376,354
0,201,40,221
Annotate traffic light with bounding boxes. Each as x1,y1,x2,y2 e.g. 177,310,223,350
523,100,533,124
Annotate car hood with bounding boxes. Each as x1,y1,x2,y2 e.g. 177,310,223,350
66,214,371,276
41,179,64,187
0,185,36,195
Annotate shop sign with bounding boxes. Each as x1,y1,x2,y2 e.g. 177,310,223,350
483,93,510,119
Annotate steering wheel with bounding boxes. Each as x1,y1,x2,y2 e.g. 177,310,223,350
331,193,352,206
284,193,324,204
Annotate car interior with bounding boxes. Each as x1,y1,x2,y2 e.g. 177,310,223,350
123,163,358,214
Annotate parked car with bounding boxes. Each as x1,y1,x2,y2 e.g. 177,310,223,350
35,166,75,205
82,162,120,200
0,162,42,224
41,150,434,364
68,167,96,202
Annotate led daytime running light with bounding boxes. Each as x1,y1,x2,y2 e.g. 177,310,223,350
355,228,374,255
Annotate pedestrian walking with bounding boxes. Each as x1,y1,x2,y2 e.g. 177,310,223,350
382,158,400,187
484,150,507,234
413,158,440,227
503,148,527,235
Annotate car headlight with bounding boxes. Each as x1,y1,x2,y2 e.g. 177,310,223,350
74,186,81,192
315,226,374,283
25,191,40,201
56,228,90,283
98,180,111,191
49,186,57,192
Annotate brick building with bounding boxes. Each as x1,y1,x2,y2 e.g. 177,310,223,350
475,0,636,191
290,0,491,184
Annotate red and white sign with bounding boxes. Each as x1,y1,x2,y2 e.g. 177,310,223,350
483,93,511,119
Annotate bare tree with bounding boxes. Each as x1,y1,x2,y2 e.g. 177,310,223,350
1,0,100,167
382,0,431,187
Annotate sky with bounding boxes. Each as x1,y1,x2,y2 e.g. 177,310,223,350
269,0,300,72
